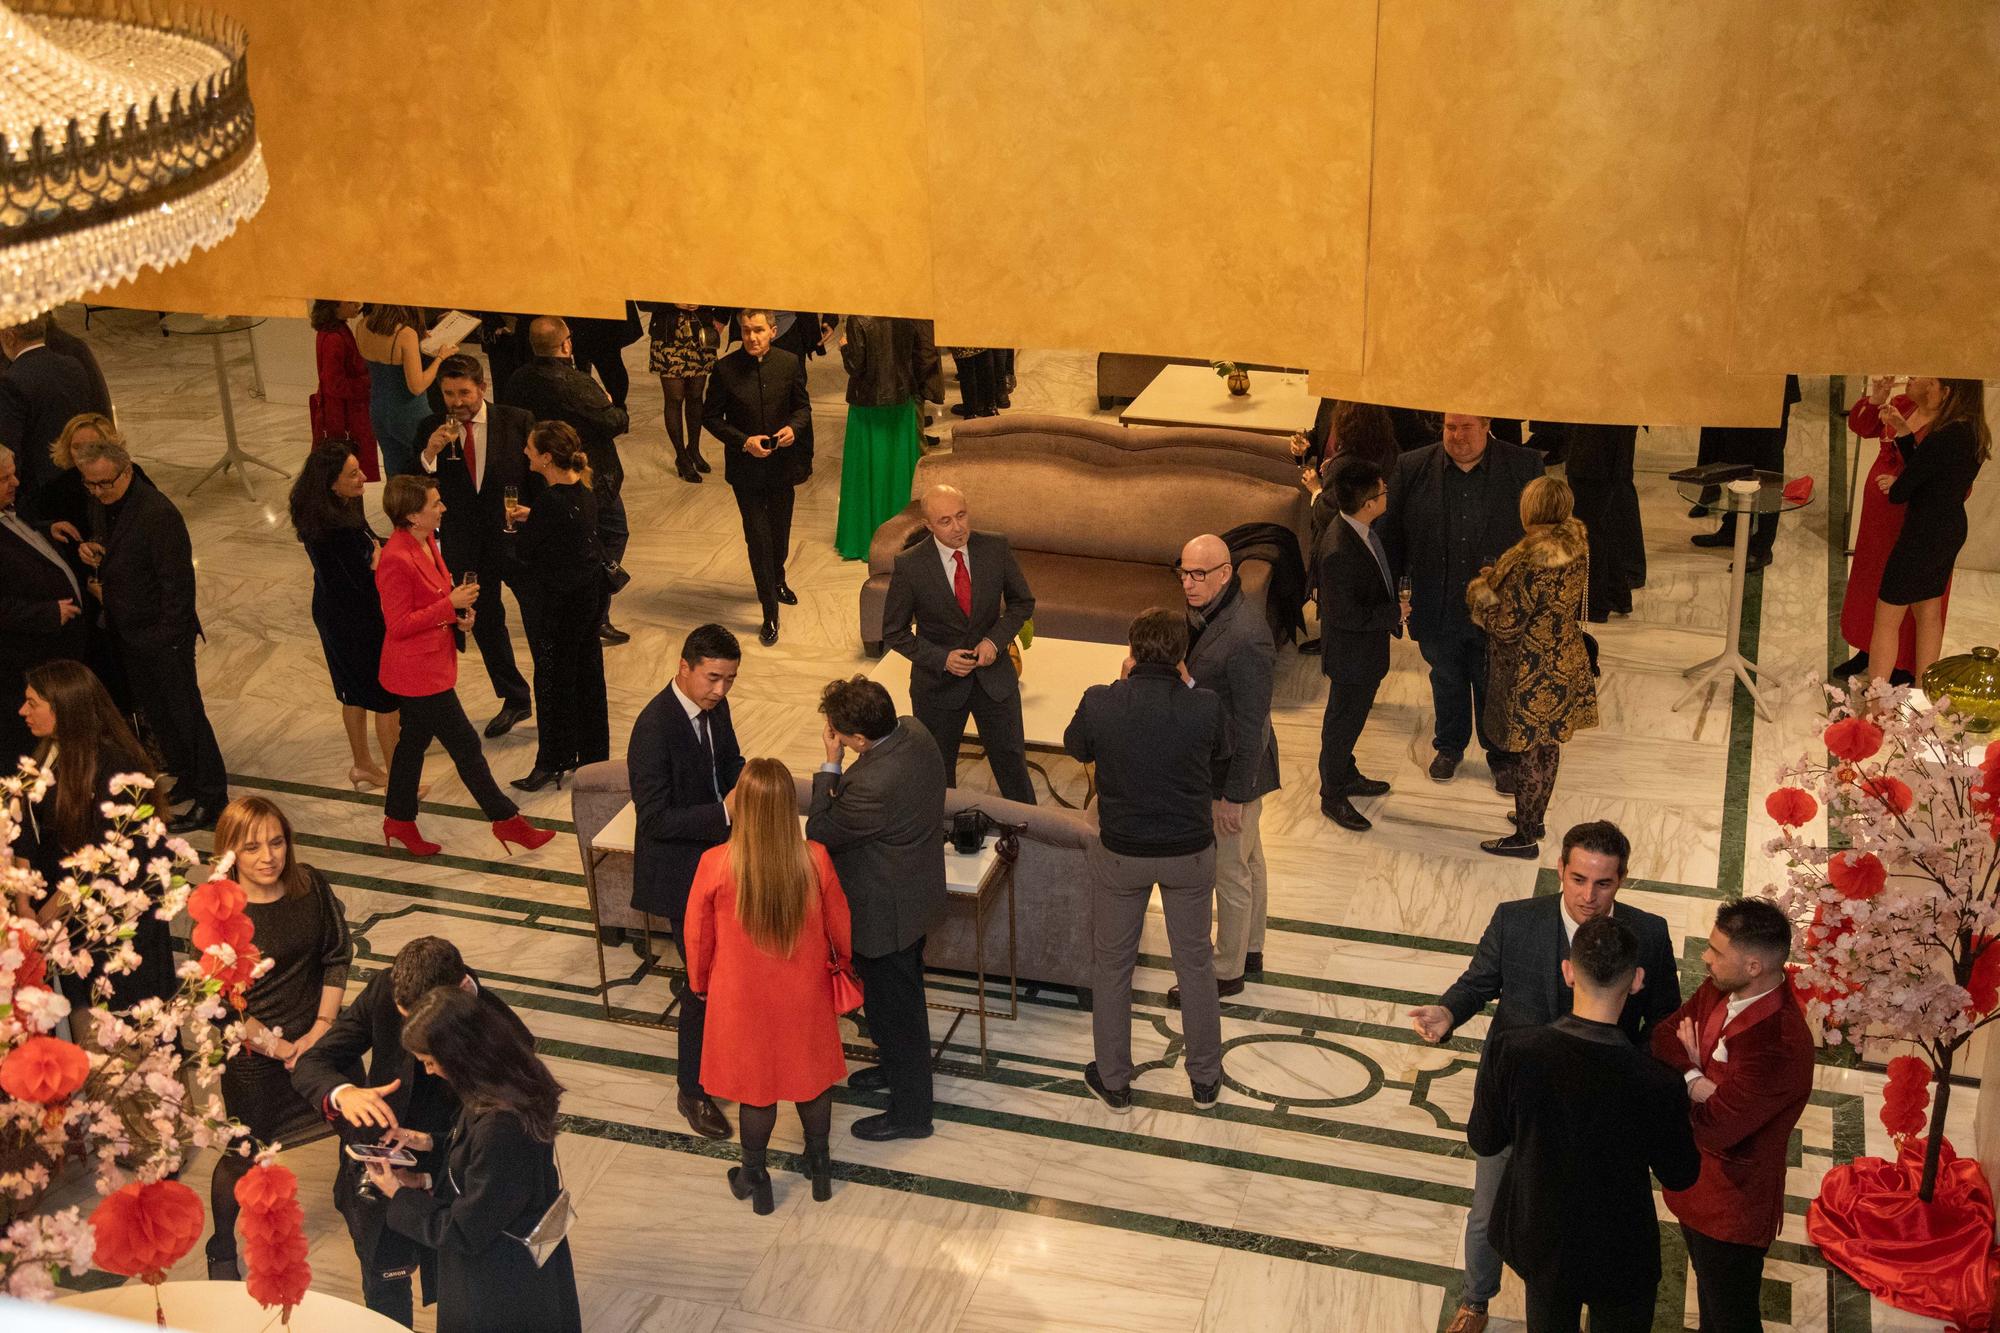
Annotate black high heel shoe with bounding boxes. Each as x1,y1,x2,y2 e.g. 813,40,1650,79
509,767,572,793
728,1164,774,1215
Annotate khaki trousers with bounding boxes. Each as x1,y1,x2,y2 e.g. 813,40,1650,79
1212,796,1267,981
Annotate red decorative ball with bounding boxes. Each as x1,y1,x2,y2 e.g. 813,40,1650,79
1766,787,1819,827
0,1034,90,1103
1826,851,1888,900
1824,715,1885,762
90,1181,205,1280
1857,774,1914,814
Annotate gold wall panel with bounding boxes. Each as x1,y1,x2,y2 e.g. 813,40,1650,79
1729,0,2000,376
1310,0,1786,427
919,0,1374,370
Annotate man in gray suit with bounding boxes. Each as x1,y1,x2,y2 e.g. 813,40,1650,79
1173,533,1279,1005
805,675,948,1142
881,484,1037,804
1407,821,1682,1333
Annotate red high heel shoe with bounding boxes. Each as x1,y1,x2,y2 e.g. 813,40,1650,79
491,814,555,855
382,818,440,857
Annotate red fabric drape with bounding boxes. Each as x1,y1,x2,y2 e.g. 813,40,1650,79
1808,1137,1999,1330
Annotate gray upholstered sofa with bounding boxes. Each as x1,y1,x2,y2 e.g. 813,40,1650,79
950,412,1304,487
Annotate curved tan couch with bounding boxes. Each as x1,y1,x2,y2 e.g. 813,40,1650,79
951,412,1304,487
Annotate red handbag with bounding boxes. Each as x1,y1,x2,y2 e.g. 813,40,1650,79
829,952,863,1015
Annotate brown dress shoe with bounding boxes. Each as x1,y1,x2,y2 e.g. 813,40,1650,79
1444,1306,1489,1333
678,1091,731,1139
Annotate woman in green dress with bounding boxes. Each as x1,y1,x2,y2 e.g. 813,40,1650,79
834,316,941,559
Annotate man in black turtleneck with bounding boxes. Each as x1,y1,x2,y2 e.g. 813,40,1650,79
703,309,811,647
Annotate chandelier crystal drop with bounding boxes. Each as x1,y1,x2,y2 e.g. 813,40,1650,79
0,0,267,324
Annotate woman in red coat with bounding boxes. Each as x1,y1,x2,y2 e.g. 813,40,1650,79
375,474,553,858
1836,375,1949,683
310,300,380,480
686,756,852,1215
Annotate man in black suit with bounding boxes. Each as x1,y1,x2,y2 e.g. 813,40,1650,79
1691,374,1801,573
1378,413,1543,789
880,484,1037,804
1468,916,1700,1332
411,355,539,737
505,317,632,644
1409,821,1682,1333
703,309,812,647
0,444,87,763
72,433,227,831
805,676,947,1141
292,936,529,1327
627,623,744,1140
1316,458,1405,831
1537,421,1644,620
0,313,100,521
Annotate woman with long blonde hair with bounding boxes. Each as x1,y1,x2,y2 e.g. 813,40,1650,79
684,757,852,1214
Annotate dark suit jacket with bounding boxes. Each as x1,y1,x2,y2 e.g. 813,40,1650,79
1439,895,1681,1044
504,356,629,476
703,346,812,491
1544,423,1638,482
881,531,1035,708
804,717,947,958
1318,516,1401,686
0,513,89,683
1183,581,1279,803
407,403,542,578
1377,439,1544,642
0,345,99,517
93,478,201,649
628,688,744,919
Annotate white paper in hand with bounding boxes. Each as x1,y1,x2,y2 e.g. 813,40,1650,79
421,309,480,357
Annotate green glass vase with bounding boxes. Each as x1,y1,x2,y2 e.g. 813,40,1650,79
1924,645,2000,733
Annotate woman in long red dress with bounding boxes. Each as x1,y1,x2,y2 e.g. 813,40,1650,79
310,299,381,480
1837,375,1948,683
686,757,852,1215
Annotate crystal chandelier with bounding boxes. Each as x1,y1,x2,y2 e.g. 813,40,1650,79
0,0,267,325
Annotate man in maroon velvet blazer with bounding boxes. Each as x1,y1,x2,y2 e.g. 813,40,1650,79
1651,898,1815,1333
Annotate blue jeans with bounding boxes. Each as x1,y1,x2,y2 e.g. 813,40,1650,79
1464,1146,1510,1306
1418,619,1501,762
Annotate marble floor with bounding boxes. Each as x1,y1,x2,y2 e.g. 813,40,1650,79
45,308,1991,1331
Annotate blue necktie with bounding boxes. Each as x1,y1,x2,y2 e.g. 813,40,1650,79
1365,527,1395,597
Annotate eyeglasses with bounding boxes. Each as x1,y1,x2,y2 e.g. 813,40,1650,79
1173,562,1231,584
81,465,129,493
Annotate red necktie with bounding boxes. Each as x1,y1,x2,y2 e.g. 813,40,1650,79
953,550,972,618
463,417,478,486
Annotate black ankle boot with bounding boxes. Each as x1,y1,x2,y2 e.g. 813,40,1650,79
728,1161,775,1215
1829,650,1869,680
804,1138,832,1202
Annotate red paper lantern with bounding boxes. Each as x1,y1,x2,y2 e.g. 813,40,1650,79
188,879,247,922
90,1180,205,1281
1879,1056,1932,1142
1858,774,1914,814
1824,715,1886,762
1827,851,1888,901
0,1034,90,1103
235,1161,312,1316
1966,936,2000,1017
1766,787,1818,827
192,913,254,954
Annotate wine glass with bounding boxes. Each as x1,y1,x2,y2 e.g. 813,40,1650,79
502,485,519,533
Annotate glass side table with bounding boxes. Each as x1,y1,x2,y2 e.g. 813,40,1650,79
1672,470,1813,721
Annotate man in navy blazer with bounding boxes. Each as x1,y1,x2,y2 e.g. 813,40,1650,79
628,623,746,1141
1316,458,1405,831
1409,821,1682,1333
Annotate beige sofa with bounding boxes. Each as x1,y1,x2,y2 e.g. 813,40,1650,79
569,761,1101,1003
859,449,1310,654
951,412,1304,487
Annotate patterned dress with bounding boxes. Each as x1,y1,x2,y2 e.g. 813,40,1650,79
648,307,719,378
1470,519,1599,749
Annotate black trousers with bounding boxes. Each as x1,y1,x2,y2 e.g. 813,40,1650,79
670,897,710,1096
1416,619,1506,765
522,588,608,773
855,937,932,1127
124,634,226,807
1569,476,1645,616
1522,1282,1654,1333
1317,672,1383,799
955,350,1000,415
468,573,530,709
386,688,517,823
592,440,629,570
1696,413,1789,560
731,483,796,617
1681,1224,1768,1333
915,684,1037,805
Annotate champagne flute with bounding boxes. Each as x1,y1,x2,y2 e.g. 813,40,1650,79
457,568,478,620
502,485,519,534
1397,575,1412,626
442,416,464,461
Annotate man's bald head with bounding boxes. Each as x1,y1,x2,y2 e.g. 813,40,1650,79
528,316,571,357
1177,534,1233,609
919,484,971,549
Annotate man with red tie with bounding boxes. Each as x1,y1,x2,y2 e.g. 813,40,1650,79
1651,898,1815,1333
880,483,1037,804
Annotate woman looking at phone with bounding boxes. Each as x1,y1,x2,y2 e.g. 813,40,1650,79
375,474,553,857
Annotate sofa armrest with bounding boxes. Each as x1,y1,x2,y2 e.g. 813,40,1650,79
869,502,928,576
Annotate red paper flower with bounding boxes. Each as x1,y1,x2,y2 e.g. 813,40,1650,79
1827,851,1888,901
1766,787,1818,827
1824,715,1885,762
6,925,46,992
1966,936,2000,1017
1857,774,1914,814
1879,1055,1932,1142
188,878,247,922
235,1162,311,1315
192,913,254,954
90,1180,205,1281
246,1260,313,1309
0,1034,91,1103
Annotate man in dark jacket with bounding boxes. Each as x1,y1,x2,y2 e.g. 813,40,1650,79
1691,374,1801,573
1538,420,1645,620
0,313,100,521
0,444,88,764
1467,916,1701,1331
1065,608,1230,1113
1176,532,1278,1004
292,936,529,1327
703,310,812,646
504,317,632,644
1409,821,1682,1333
73,433,227,830
1377,413,1543,788
626,623,744,1141
1316,458,1404,831
805,676,947,1141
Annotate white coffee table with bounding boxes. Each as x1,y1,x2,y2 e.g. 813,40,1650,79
1119,363,1320,436
59,1279,407,1331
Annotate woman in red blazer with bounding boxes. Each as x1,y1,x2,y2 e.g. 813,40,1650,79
686,757,852,1214
375,474,552,857
309,300,380,480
